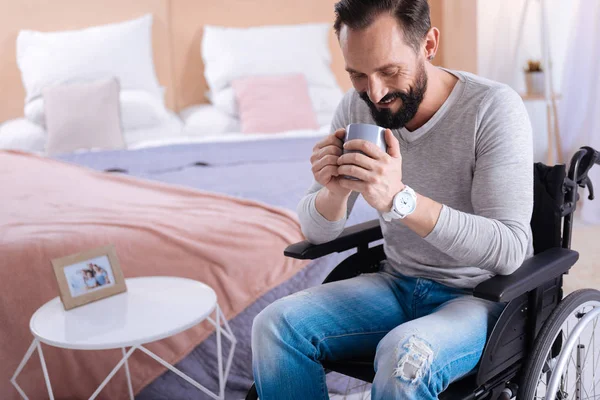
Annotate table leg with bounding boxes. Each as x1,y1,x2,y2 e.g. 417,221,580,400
207,304,237,398
36,341,55,400
215,304,237,392
122,347,134,400
137,345,222,400
215,306,224,398
89,346,137,400
11,338,39,400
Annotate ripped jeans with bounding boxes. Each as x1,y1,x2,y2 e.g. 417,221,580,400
251,265,505,400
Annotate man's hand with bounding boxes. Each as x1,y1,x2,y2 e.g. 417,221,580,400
311,128,352,198
337,129,404,212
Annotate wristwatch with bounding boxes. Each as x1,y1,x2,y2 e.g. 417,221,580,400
382,185,417,222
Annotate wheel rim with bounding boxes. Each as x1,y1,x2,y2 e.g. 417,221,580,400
531,300,600,400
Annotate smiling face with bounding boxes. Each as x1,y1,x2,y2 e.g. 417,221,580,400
339,13,428,129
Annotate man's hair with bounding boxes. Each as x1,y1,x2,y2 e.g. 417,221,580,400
333,0,431,52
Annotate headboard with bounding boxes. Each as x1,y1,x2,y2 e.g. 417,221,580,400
0,0,173,122
169,0,353,111
0,0,444,122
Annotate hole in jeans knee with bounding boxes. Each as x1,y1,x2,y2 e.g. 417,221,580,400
392,335,434,383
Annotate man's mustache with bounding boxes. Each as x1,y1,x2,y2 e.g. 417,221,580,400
360,91,405,105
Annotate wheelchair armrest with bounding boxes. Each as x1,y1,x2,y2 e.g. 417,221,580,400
473,248,579,303
284,219,382,260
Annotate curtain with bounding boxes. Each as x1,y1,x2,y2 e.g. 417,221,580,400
558,0,600,224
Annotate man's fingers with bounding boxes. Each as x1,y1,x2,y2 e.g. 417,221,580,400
337,152,376,171
310,145,343,163
312,154,341,173
316,165,339,182
338,176,367,192
343,139,386,160
314,129,345,151
337,164,372,182
334,128,346,140
321,145,343,158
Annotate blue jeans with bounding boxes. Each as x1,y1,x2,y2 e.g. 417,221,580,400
251,265,505,399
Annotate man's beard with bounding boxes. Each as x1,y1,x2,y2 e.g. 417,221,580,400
359,62,428,130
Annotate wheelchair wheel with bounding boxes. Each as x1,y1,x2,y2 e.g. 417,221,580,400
519,289,600,399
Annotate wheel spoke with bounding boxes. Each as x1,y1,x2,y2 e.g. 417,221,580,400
591,376,600,398
574,306,600,400
594,320,600,390
522,296,600,400
582,311,600,398
581,312,597,368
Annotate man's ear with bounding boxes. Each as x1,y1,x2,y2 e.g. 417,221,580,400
424,27,440,61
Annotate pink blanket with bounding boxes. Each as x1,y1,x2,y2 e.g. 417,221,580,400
0,150,308,399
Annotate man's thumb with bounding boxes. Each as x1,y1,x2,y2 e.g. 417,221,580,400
385,129,400,157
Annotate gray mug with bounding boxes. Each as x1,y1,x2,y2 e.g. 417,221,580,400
342,123,387,180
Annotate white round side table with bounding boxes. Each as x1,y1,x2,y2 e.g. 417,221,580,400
11,276,237,400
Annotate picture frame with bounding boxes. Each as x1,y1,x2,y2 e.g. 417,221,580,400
51,244,127,310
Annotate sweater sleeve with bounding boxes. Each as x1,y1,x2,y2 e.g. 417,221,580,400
296,91,360,244
424,86,534,275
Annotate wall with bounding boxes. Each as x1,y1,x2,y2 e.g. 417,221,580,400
0,0,174,122
476,0,579,163
440,0,478,73
477,0,578,94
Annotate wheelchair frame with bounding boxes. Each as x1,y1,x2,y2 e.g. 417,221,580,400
246,146,600,400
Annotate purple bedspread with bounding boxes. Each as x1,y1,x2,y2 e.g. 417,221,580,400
56,137,379,399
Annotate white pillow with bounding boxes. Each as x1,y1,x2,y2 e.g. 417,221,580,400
124,111,184,147
180,104,241,136
17,14,162,105
209,86,342,127
25,89,171,131
202,23,339,94
0,118,46,153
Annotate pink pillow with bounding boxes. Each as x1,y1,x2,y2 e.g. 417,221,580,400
232,74,319,134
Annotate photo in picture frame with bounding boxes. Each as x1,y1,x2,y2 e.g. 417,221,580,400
51,244,127,310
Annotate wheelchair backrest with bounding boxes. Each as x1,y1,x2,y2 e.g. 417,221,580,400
531,162,566,254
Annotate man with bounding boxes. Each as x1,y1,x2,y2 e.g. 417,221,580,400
252,0,533,398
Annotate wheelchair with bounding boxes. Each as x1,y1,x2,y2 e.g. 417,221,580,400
246,146,600,400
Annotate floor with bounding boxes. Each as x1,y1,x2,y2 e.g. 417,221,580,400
563,220,600,294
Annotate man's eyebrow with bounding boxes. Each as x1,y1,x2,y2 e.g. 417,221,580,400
375,63,404,71
345,63,405,74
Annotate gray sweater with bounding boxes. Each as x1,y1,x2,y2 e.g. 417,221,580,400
297,69,534,289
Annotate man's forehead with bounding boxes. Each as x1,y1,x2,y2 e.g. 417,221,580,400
339,15,415,69
338,13,407,46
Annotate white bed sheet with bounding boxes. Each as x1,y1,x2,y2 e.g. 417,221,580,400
130,125,330,149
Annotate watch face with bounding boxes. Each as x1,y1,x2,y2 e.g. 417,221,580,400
394,192,415,214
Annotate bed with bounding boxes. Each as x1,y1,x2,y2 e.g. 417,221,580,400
0,132,378,400
61,134,378,399
0,3,372,398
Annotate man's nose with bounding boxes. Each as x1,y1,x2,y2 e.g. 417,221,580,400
367,76,387,104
